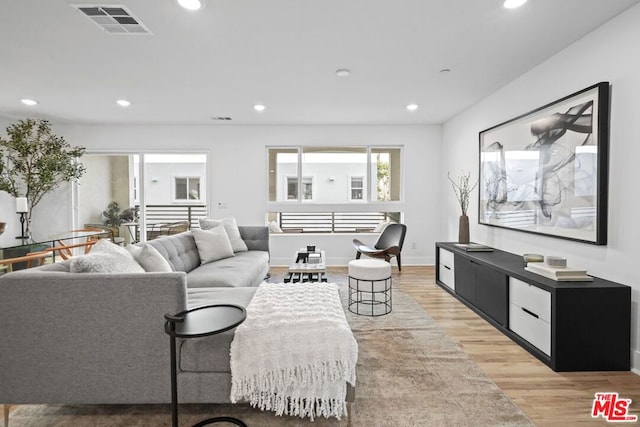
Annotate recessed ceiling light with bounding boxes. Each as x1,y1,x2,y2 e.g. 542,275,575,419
116,99,131,107
177,0,202,10
406,104,419,111
21,99,38,106
254,104,266,112
336,68,351,77
504,0,527,9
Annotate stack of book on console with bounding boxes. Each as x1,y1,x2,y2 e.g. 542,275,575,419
525,262,593,282
454,243,494,252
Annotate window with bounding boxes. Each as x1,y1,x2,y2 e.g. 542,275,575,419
267,146,403,233
268,146,401,203
287,177,297,200
302,177,313,200
287,177,313,200
350,176,364,200
268,148,298,202
175,177,201,201
78,153,208,244
371,147,401,202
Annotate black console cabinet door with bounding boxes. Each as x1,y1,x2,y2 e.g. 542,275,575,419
454,255,476,304
474,264,508,326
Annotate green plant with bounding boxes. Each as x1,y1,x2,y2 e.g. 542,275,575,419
0,119,86,221
102,202,136,226
448,170,478,216
376,153,390,201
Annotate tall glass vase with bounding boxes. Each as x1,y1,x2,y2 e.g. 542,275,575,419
458,214,470,244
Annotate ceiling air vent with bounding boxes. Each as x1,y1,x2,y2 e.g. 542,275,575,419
72,4,151,35
211,117,233,121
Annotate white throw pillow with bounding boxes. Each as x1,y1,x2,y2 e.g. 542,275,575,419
192,227,235,264
126,244,173,272
268,221,283,233
199,217,248,252
70,252,145,273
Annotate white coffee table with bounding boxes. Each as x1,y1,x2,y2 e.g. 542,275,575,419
284,250,327,283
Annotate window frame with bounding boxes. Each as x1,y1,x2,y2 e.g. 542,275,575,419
286,175,314,201
266,145,404,231
74,151,209,244
173,175,202,202
348,175,365,202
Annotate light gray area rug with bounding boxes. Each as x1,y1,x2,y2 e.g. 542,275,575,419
9,282,533,427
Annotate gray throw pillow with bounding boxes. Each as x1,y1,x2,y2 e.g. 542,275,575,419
70,252,145,273
192,227,235,264
199,217,248,252
126,244,173,272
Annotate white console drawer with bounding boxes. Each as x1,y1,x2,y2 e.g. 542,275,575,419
439,247,454,266
510,303,551,356
438,248,455,290
509,277,551,322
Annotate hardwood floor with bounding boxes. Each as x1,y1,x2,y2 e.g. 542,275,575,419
272,265,640,426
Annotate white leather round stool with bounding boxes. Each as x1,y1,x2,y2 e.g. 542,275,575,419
348,259,392,316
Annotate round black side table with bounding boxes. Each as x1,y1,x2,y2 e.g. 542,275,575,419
164,304,247,427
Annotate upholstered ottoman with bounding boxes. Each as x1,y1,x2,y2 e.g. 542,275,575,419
348,259,392,316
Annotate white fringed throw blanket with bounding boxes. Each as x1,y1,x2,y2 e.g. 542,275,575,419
230,282,358,420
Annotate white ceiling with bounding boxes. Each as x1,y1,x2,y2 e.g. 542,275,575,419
1,0,638,126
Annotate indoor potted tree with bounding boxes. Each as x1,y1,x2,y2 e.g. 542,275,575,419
0,119,86,239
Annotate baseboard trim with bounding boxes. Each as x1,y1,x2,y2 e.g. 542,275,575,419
632,350,640,374
270,256,434,267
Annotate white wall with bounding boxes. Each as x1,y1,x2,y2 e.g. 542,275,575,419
51,125,441,266
143,162,207,204
442,4,640,371
276,160,368,203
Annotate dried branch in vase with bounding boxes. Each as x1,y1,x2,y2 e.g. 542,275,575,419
447,170,478,216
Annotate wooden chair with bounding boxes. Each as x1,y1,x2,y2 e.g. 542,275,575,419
83,224,124,244
352,223,407,271
147,221,190,240
0,251,51,273
51,236,100,260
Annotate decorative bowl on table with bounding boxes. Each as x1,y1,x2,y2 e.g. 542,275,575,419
522,253,543,266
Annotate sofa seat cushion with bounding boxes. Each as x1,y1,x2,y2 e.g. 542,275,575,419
186,251,269,288
180,287,257,373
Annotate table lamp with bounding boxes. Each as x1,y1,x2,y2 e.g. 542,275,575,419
16,197,29,239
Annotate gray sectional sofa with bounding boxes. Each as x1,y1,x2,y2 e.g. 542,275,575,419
0,226,269,417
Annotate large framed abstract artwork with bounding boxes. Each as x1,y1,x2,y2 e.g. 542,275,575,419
478,82,610,245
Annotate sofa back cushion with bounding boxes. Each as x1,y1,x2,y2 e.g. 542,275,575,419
238,226,269,252
145,231,201,273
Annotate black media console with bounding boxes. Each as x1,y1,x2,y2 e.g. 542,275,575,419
435,242,631,372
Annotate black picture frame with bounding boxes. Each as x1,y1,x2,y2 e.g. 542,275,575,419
478,82,609,245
